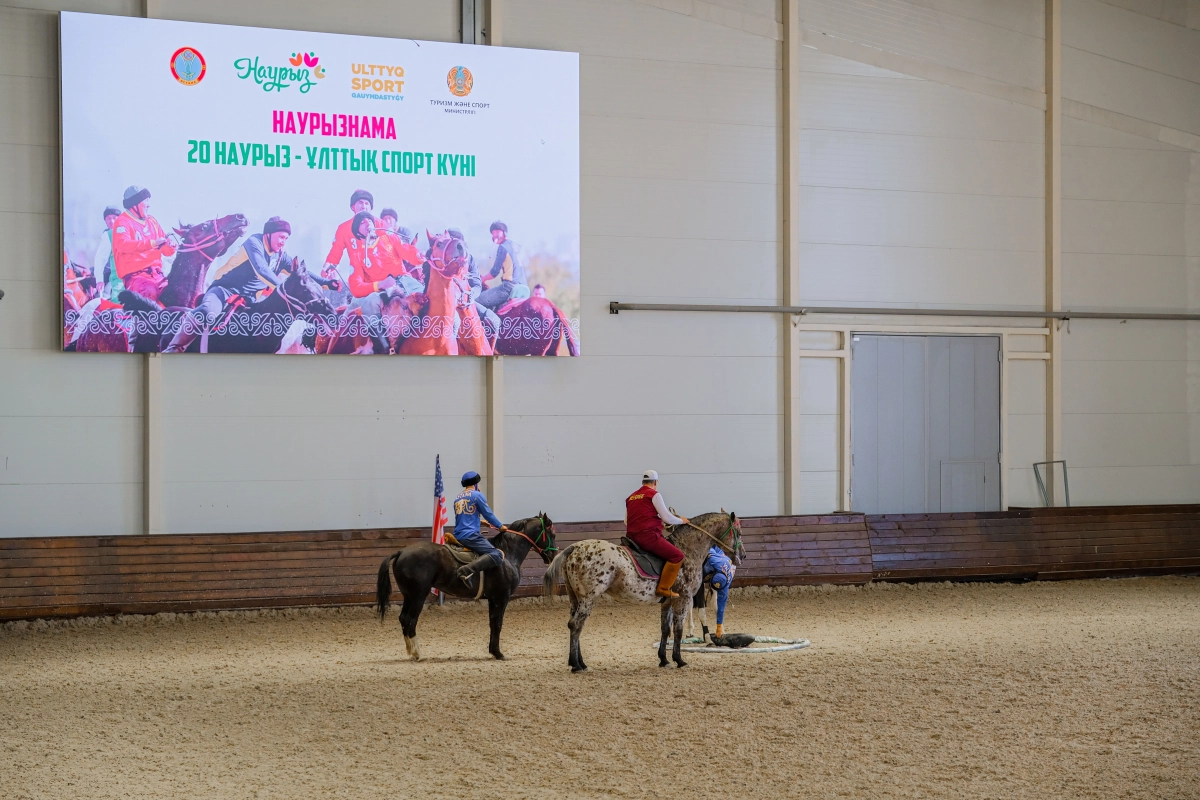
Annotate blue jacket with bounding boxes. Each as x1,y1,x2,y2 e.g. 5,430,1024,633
703,545,734,584
453,488,503,537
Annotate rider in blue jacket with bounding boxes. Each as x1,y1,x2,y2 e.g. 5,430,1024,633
452,471,509,584
703,544,735,637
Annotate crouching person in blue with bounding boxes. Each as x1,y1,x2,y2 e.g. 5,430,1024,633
704,544,736,638
453,471,509,585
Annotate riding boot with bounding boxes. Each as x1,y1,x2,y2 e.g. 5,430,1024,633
655,560,682,598
162,326,200,354
371,331,391,355
456,555,496,585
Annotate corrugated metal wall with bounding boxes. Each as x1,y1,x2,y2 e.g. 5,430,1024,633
0,0,1196,537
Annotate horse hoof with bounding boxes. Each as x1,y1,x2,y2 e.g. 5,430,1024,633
659,660,670,668
675,660,688,668
571,666,588,673
491,652,506,661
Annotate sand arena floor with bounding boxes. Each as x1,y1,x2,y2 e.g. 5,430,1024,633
1,576,1198,799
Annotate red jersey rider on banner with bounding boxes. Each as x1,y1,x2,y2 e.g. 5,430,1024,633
112,185,175,303
625,470,690,598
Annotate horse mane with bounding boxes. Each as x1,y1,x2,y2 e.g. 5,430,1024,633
118,289,161,312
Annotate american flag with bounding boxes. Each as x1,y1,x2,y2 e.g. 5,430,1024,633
431,454,448,546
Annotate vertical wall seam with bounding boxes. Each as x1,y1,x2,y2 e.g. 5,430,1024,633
1046,0,1064,504
782,0,802,514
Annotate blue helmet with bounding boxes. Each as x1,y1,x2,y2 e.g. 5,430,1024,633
461,471,481,487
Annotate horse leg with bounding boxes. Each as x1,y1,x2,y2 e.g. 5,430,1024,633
567,598,594,673
487,595,509,661
688,586,705,638
399,592,426,662
658,604,672,668
672,598,688,668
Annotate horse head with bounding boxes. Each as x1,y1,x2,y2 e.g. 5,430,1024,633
509,512,558,565
721,509,746,566
281,259,334,316
425,229,468,279
173,213,248,259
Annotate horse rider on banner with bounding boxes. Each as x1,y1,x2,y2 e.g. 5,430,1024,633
477,221,529,312
703,543,735,638
322,188,375,286
163,217,315,352
93,206,123,300
625,470,690,598
113,185,175,303
453,471,510,585
446,228,501,341
344,210,427,353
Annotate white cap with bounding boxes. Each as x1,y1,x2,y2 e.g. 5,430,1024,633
642,470,659,482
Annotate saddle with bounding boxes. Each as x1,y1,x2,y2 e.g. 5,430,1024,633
620,537,665,580
440,537,477,565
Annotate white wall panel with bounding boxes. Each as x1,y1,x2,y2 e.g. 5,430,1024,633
800,244,1043,309
154,0,456,39
1066,465,1200,505
582,236,779,302
505,0,779,68
507,470,779,527
505,413,779,478
583,116,777,185
1064,0,1200,85
584,310,781,358
1064,413,1196,466
799,470,840,513
1063,47,1200,137
582,56,775,125
0,3,144,537
505,355,780,418
796,0,1044,91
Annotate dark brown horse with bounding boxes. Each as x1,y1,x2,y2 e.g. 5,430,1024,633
495,297,578,356
157,259,336,353
376,515,557,661
158,213,249,308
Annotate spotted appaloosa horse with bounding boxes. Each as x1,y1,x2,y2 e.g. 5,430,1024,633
543,511,745,672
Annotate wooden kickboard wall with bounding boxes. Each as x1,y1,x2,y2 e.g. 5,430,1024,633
1,506,1197,620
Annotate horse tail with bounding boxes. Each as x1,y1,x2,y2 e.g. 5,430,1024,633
556,308,579,356
541,544,576,598
376,551,401,622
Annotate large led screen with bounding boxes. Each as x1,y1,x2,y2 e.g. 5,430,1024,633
60,12,579,356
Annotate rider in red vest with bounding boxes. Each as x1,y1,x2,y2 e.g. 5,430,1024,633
625,470,689,598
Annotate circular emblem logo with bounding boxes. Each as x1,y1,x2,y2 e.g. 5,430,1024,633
447,66,473,97
170,47,206,86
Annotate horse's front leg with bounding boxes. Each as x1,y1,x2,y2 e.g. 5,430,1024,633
487,595,508,660
672,598,688,668
658,604,672,668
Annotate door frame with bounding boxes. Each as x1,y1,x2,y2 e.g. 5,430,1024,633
793,322,1052,512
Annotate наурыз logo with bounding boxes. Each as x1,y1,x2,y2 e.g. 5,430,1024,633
235,51,325,93
447,66,473,97
170,47,206,86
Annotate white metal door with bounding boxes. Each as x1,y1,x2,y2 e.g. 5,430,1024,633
850,335,1001,514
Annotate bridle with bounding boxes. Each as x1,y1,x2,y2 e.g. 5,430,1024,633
506,513,557,556
171,220,230,261
672,511,742,557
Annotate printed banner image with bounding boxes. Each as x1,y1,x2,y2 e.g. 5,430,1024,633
60,13,580,356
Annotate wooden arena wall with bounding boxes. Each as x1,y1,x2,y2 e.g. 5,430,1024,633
1,505,1197,621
